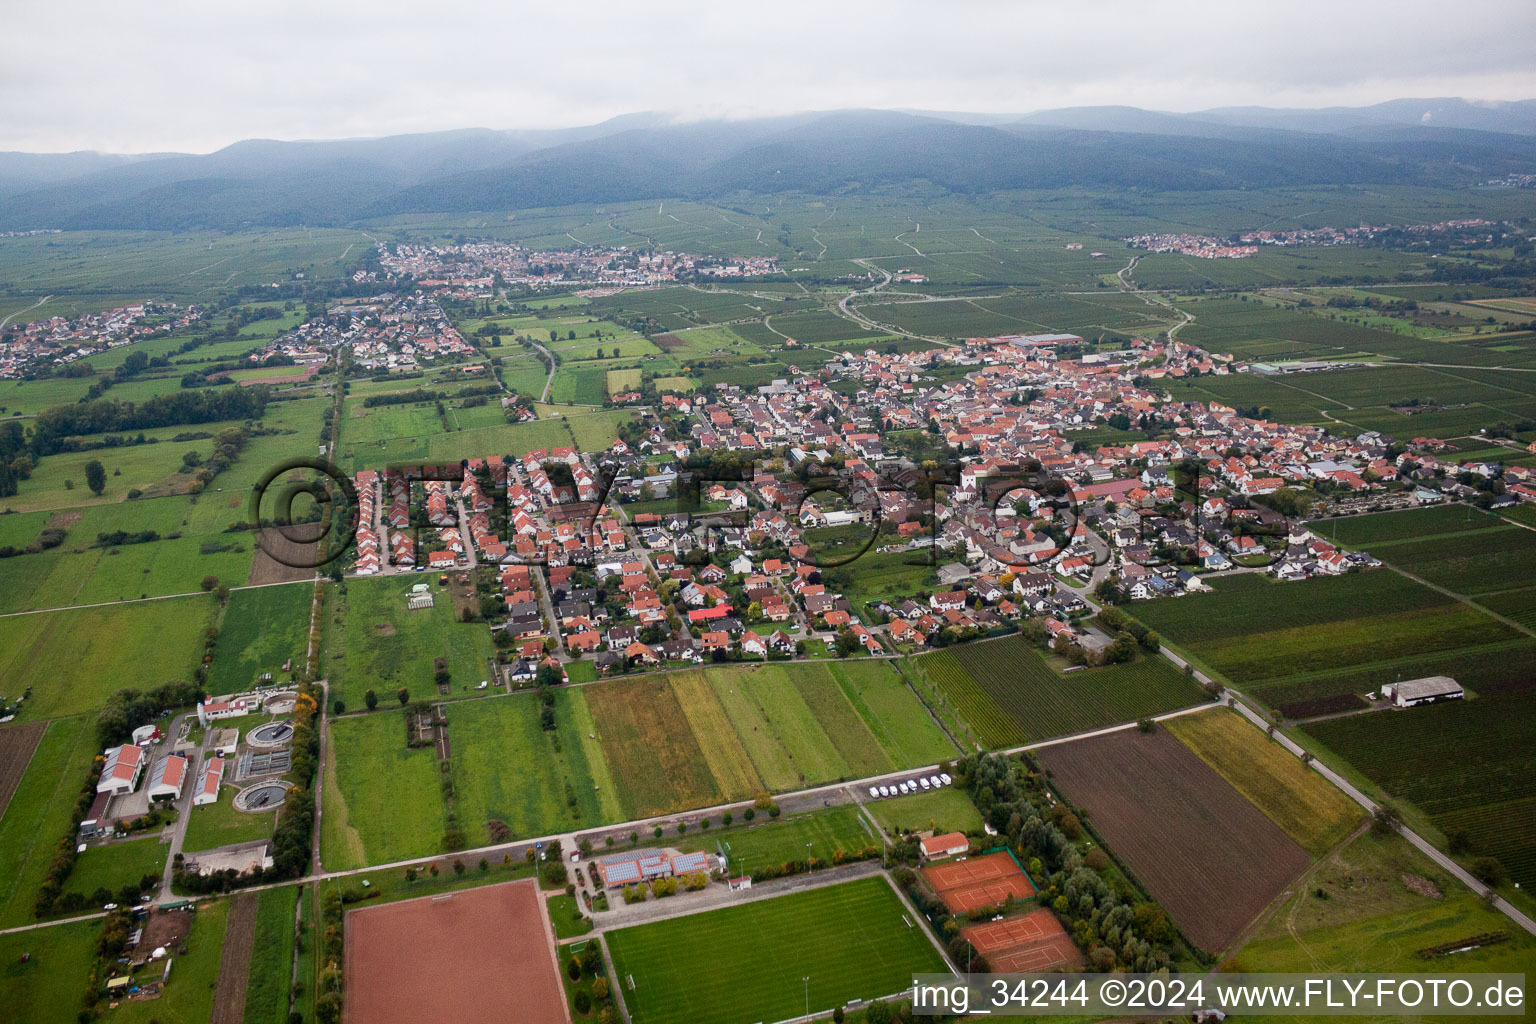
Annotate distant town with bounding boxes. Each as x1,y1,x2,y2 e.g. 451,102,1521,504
1125,218,1502,258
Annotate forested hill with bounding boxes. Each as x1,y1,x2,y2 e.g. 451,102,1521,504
3,107,1535,231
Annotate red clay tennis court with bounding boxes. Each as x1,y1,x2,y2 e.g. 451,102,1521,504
343,879,568,1024
921,850,1036,914
962,907,1084,972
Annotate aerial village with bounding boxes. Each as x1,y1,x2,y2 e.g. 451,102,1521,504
338,317,1536,681
0,303,203,378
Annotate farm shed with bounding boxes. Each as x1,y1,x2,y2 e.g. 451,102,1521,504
1381,675,1464,707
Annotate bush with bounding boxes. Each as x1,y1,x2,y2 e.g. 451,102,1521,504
1471,857,1507,886
573,989,592,1014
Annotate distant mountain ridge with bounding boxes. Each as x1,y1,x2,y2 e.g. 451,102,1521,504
0,100,1532,231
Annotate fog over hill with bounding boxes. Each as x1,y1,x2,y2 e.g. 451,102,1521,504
1,100,1533,232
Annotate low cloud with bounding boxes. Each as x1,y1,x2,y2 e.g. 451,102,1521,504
3,0,1533,152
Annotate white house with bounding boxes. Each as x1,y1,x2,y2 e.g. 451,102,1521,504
197,697,256,728
193,757,225,807
147,754,188,802
97,745,145,796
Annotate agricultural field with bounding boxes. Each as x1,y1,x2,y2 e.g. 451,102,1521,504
448,689,618,846
652,324,765,357
0,596,215,719
204,583,311,695
1166,709,1362,856
1038,727,1311,953
606,876,946,1024
1166,293,1536,367
693,660,955,790
1232,828,1536,975
320,574,497,712
0,717,97,928
582,674,726,819
326,687,626,867
0,396,330,612
0,519,253,616
856,291,1172,342
1353,524,1536,597
1169,361,1536,437
587,660,955,816
1303,666,1536,888
1311,503,1507,546
604,367,641,395
0,722,46,817
336,411,576,471
1475,585,1536,631
497,354,553,398
917,636,1207,748
212,895,259,1024
563,408,632,452
0,228,368,307
340,397,444,445
241,886,299,1024
547,363,609,404
324,658,959,861
0,433,221,514
0,914,99,1023
1126,571,1517,716
322,708,446,869
649,374,696,392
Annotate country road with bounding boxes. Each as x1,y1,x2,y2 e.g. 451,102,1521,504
1156,647,1536,938
0,575,312,620
0,700,1222,938
533,341,557,402
0,294,52,329
836,259,953,346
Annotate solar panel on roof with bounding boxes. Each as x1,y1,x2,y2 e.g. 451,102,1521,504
603,861,641,885
670,851,710,873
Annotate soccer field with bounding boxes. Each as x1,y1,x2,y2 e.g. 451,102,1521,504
605,876,947,1024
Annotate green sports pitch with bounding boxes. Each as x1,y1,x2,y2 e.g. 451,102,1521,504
605,876,947,1024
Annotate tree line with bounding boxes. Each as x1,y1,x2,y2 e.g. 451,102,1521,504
29,386,270,455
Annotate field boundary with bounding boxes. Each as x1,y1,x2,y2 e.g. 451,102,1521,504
0,721,47,818
210,892,258,1024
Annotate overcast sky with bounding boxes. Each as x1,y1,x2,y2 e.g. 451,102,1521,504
4,0,1534,153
